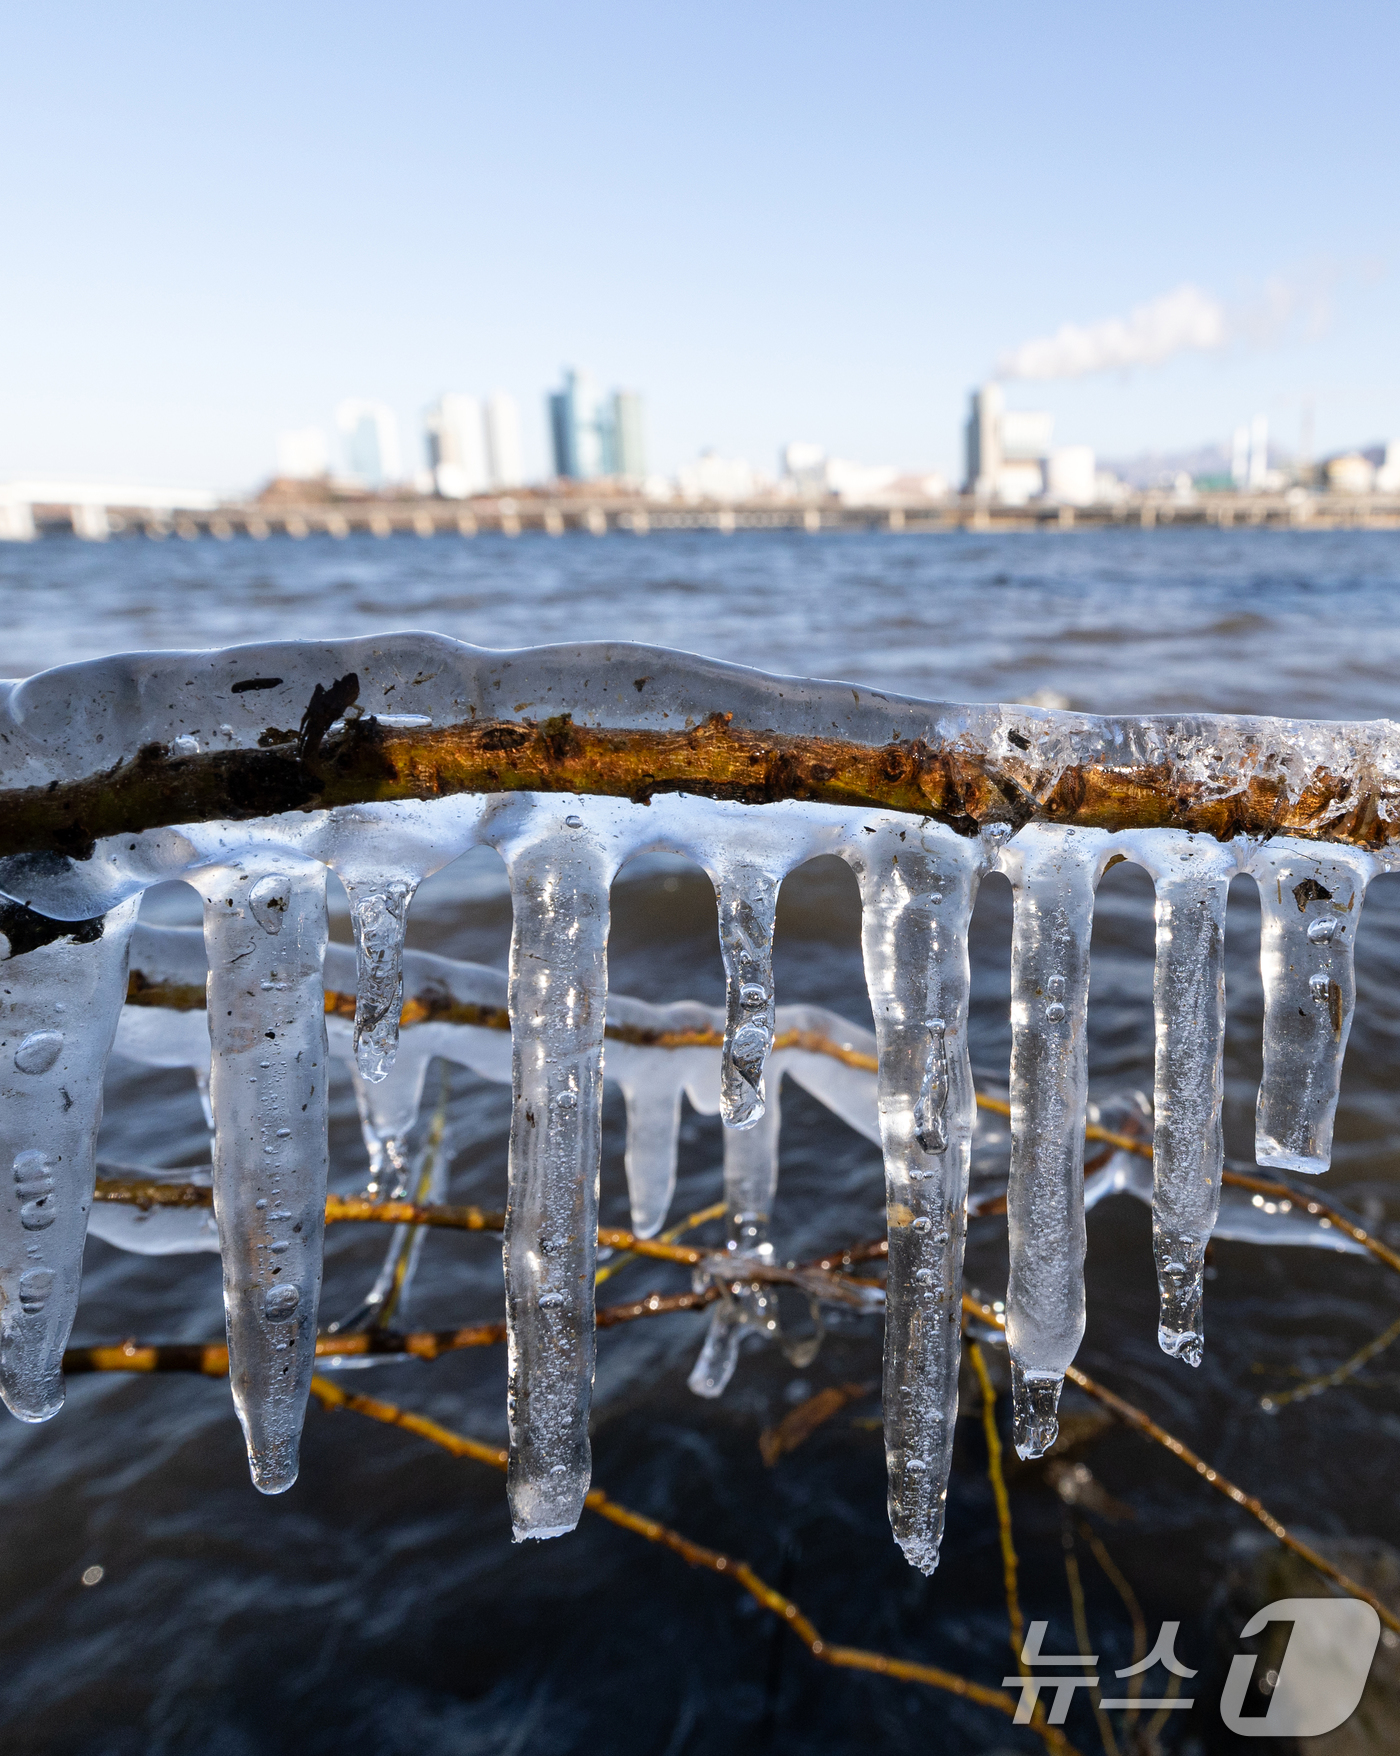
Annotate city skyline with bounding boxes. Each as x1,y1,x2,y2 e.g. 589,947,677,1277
2,5,1396,491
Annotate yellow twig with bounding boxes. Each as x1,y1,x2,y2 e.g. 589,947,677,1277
1260,1310,1400,1411
595,1199,727,1286
968,1341,1025,1672
1062,1523,1119,1756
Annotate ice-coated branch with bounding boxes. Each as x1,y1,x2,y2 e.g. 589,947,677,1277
2,636,1400,870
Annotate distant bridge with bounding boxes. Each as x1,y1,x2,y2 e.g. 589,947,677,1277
3,483,1399,542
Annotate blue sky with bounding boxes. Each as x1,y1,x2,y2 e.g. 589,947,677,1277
3,2,1396,489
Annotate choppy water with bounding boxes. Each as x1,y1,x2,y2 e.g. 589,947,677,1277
4,527,1400,1755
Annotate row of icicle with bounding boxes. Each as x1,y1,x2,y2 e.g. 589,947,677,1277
0,789,1379,1573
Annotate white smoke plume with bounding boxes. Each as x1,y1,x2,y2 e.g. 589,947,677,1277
996,283,1227,382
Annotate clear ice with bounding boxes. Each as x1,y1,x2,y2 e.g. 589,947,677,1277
0,899,139,1420
1,633,1396,1567
192,859,330,1493
999,826,1110,1461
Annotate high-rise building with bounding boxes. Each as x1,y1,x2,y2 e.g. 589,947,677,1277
964,384,1003,495
337,401,401,488
424,394,487,498
549,369,606,480
964,385,1053,501
610,391,646,480
484,393,523,488
549,371,645,481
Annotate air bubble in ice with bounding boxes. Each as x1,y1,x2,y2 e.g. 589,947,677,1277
248,876,291,934
171,735,200,756
13,1032,64,1075
1307,917,1338,944
739,984,767,1008
1310,974,1331,1003
554,1090,577,1109
1045,1002,1066,1022
537,1292,565,1310
564,815,583,829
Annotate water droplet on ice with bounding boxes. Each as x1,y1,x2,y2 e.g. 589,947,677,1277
554,1090,577,1109
564,815,583,829
171,735,199,756
18,1269,54,1314
13,1031,64,1075
738,983,768,1008
1307,916,1338,944
248,875,292,935
911,1216,932,1234
275,1128,291,1138
1044,1001,1066,1022
537,1291,565,1309
263,1284,300,1320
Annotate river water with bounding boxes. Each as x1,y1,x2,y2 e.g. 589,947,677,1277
4,527,1400,1754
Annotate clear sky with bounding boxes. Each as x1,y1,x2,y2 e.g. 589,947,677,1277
3,2,1396,490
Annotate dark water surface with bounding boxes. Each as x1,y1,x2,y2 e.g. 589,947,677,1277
4,528,1400,1754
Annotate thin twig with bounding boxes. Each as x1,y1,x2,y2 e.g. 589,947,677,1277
1260,1310,1400,1410
1062,1521,1119,1756
1077,1523,1146,1720
968,1341,1026,1673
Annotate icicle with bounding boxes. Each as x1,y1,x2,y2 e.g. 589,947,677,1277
999,825,1111,1461
499,810,616,1541
616,1074,685,1239
713,860,780,1130
1127,832,1236,1367
326,1050,434,1335
688,1090,783,1398
342,876,416,1083
192,859,329,1493
1248,838,1376,1174
843,819,986,1574
0,898,139,1421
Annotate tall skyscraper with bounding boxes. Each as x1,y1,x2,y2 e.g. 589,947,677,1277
610,391,646,480
964,384,1003,495
547,373,646,481
336,401,401,488
484,393,523,488
424,394,487,498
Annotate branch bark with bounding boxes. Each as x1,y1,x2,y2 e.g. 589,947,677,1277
3,704,1396,861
